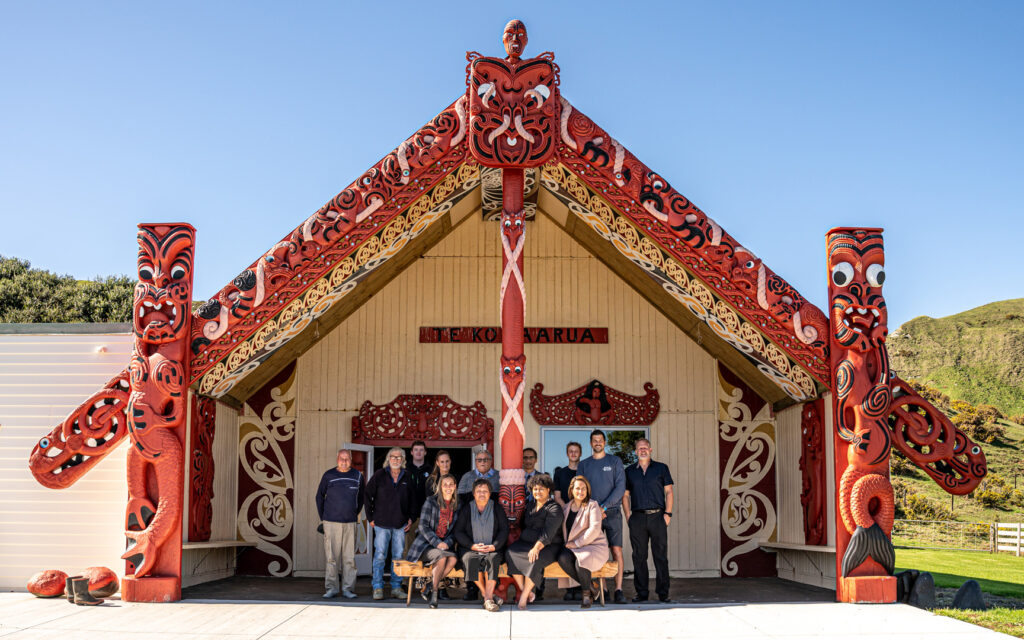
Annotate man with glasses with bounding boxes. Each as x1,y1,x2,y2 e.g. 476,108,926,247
365,446,413,600
457,447,499,601
457,447,500,504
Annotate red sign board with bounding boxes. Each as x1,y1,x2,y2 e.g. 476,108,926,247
420,327,608,344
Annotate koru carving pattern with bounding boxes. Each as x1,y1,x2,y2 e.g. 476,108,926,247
123,223,195,578
888,376,986,494
799,398,827,547
29,371,130,489
351,394,494,449
188,394,217,542
529,380,660,426
827,228,895,579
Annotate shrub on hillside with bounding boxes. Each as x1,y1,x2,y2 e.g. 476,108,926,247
976,404,1004,422
961,420,1006,444
973,474,1019,509
893,478,953,520
1010,414,1024,426
890,451,914,476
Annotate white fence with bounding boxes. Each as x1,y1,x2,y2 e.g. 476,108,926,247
997,523,1023,556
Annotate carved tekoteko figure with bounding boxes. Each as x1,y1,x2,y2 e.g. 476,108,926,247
122,223,195,601
827,227,895,601
495,483,527,601
466,19,560,169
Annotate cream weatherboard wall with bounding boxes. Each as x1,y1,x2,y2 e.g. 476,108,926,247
0,329,131,591
772,399,837,589
292,211,722,577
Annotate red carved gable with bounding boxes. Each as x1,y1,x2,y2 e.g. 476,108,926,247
352,394,494,450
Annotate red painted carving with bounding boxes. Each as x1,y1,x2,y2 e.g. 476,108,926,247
29,370,130,489
351,394,494,450
189,100,469,385
799,398,827,546
827,228,895,596
466,20,559,168
188,395,217,542
555,103,829,386
498,483,527,543
888,375,986,494
121,223,195,601
529,380,660,426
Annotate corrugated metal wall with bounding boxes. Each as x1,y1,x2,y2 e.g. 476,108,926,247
0,332,131,590
294,212,722,576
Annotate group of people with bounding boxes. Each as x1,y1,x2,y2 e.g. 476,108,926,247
315,431,675,610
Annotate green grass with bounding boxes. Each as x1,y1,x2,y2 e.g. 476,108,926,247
934,609,1024,638
895,548,1024,599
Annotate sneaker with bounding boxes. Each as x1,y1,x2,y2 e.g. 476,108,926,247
614,589,626,604
392,586,407,599
322,588,339,599
341,589,358,599
484,599,500,612
372,588,384,600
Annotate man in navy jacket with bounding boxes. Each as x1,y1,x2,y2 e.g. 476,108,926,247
316,449,365,599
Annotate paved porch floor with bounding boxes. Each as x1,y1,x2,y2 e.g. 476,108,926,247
0,584,1012,639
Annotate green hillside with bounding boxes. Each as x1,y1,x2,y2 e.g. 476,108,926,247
888,299,1024,417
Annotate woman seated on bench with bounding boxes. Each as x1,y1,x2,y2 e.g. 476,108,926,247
453,478,509,612
557,475,608,608
507,473,564,610
406,474,459,608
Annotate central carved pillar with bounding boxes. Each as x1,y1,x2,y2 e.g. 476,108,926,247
466,20,559,502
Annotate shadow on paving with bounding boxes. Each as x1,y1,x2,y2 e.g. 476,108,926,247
183,576,834,606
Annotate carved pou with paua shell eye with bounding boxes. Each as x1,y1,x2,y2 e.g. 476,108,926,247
826,228,895,580
466,20,560,168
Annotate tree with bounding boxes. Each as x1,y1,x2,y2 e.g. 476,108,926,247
604,430,647,466
0,256,133,323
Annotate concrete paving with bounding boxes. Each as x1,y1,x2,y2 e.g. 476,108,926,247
0,592,1013,639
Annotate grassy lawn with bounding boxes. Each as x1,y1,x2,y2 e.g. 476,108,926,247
935,608,1024,638
896,547,1024,638
895,547,1024,599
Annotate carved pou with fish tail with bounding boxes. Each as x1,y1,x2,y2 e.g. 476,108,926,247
123,224,195,580
827,228,895,579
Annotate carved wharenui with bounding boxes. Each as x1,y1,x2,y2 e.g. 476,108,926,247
122,223,195,602
188,395,217,542
529,380,660,426
827,228,896,603
467,20,560,489
799,398,827,547
351,394,494,450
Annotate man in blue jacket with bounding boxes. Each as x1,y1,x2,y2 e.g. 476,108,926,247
578,429,626,603
316,449,365,599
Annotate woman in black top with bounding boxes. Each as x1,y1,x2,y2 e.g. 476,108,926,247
506,473,563,610
453,478,510,612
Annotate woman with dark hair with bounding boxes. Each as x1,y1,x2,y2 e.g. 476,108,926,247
506,473,564,610
425,449,452,496
405,474,459,608
574,380,613,423
557,475,608,608
453,478,509,612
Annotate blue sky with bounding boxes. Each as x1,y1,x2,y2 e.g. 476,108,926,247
1,1,1021,329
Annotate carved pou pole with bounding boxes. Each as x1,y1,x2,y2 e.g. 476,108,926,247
121,223,196,603
466,20,559,495
826,227,896,603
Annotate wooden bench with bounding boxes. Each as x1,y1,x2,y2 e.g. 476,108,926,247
758,540,835,575
392,559,618,606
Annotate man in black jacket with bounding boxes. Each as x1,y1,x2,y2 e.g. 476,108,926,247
405,440,431,551
365,446,413,600
316,449,365,599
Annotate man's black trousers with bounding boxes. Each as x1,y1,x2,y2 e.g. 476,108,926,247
628,511,669,599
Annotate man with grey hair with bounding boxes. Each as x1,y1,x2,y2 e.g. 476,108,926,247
316,448,364,599
623,437,674,603
457,446,499,504
365,446,413,600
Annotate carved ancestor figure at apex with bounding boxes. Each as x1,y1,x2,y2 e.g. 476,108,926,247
467,20,560,168
574,380,614,424
827,228,895,582
123,224,195,582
